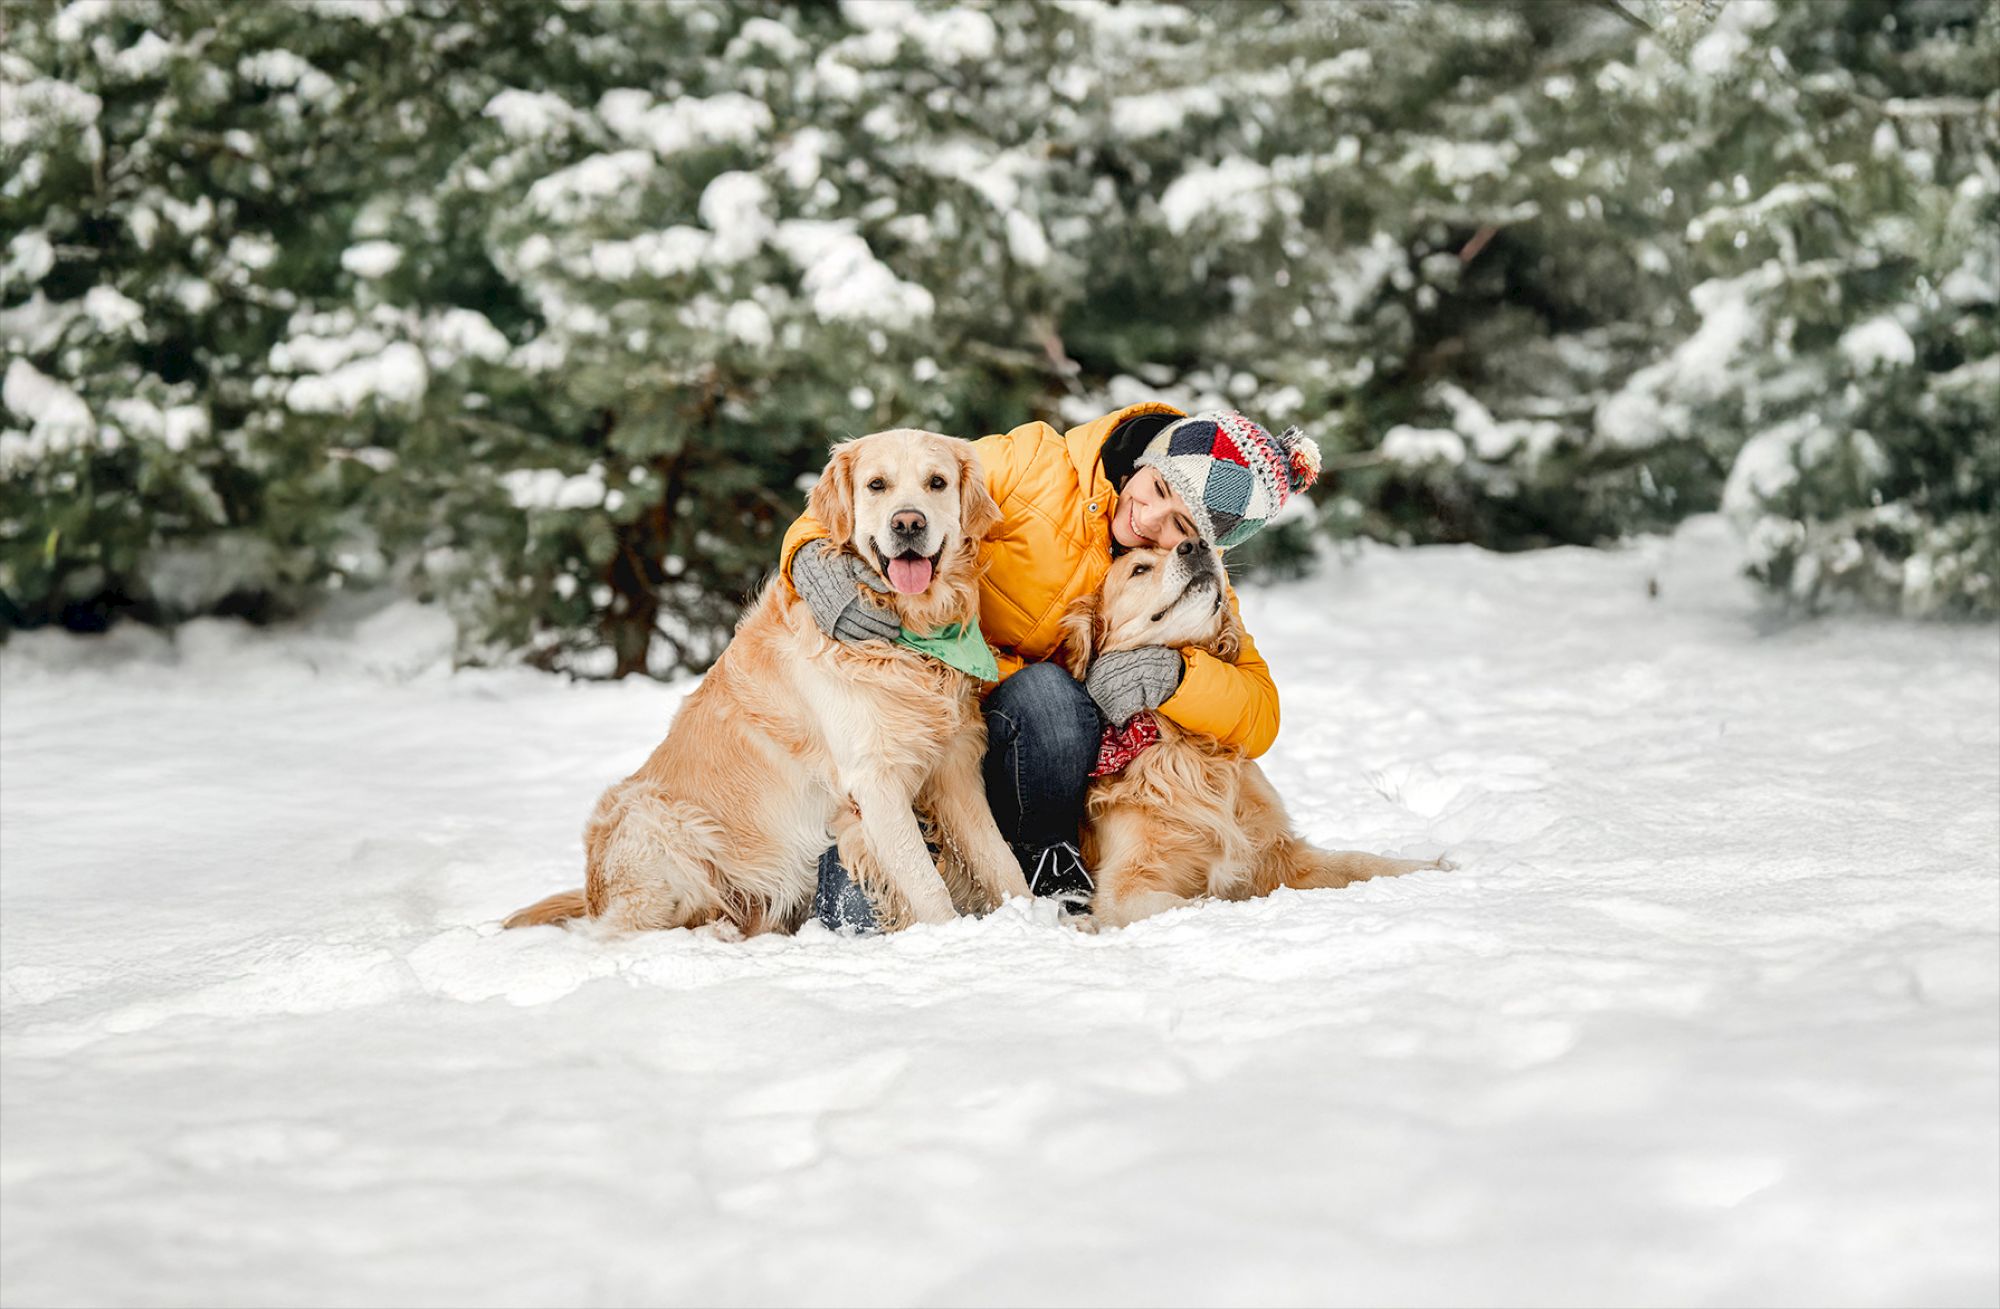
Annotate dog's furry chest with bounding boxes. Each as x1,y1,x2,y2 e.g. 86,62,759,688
791,638,982,780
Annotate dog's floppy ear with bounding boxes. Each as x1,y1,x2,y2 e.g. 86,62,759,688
1210,601,1244,664
1057,593,1099,678
955,441,1001,542
808,439,858,545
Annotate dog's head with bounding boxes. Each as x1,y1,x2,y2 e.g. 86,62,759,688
808,428,999,625
1060,540,1241,677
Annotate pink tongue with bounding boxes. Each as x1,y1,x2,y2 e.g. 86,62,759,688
886,555,933,594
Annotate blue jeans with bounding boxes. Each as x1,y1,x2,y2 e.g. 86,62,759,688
814,661,1101,932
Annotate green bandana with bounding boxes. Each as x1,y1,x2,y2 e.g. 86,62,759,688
897,618,1000,681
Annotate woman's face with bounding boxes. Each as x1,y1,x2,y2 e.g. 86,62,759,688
1111,466,1204,551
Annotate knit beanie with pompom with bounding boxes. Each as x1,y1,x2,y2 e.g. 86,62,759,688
1133,411,1321,549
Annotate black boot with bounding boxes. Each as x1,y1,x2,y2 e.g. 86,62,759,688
1018,839,1093,909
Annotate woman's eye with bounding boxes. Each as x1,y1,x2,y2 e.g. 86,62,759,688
866,478,886,492
928,475,947,491
1132,565,1151,576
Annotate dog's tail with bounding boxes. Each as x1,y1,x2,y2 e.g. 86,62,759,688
502,888,589,930
1257,843,1448,896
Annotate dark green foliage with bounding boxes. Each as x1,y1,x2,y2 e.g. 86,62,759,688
3,0,1992,675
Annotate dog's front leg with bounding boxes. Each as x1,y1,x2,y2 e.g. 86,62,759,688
924,728,1030,912
1087,807,1199,928
849,780,957,926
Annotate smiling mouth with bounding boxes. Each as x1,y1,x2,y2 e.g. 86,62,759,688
873,543,943,594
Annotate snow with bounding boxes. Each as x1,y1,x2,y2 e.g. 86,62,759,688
340,241,404,279
102,29,175,80
235,50,338,105
1838,315,1917,371
1690,26,1751,78
0,76,101,147
773,127,831,190
2,358,94,453
1004,209,1051,267
5,520,1991,1306
1111,87,1223,138
125,203,160,249
423,308,511,367
170,275,216,314
1160,158,1288,239
773,221,934,329
81,284,143,334
49,0,117,44
1380,425,1467,467
284,342,429,415
499,467,607,512
1307,47,1376,98
1403,138,1516,185
270,318,388,373
228,233,279,270
910,7,997,63
1436,382,1562,463
1595,268,1771,450
141,533,282,615
724,299,774,349
697,171,774,264
913,139,1041,215
725,16,808,63
2,231,55,291
481,88,579,141
596,90,772,159
525,150,657,223
302,0,409,21
1721,417,1808,515
105,397,209,452
840,0,996,63
574,227,710,283
1685,180,1834,245
161,192,216,236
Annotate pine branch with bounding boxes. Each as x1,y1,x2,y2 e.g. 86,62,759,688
1580,0,1654,32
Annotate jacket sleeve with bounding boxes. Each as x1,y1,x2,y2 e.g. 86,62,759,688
778,510,831,595
1156,583,1280,758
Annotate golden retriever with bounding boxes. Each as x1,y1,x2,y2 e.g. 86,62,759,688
505,429,1031,935
1060,541,1444,928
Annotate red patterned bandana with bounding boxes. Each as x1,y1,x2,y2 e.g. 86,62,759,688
1091,713,1161,777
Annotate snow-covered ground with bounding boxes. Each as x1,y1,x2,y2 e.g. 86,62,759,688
3,517,1996,1308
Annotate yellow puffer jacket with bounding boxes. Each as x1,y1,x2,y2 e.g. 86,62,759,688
781,401,1281,757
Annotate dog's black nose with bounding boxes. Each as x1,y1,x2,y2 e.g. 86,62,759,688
891,509,927,537
1176,538,1209,556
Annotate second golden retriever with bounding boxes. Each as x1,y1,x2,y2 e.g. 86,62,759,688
1061,540,1444,928
506,429,1030,936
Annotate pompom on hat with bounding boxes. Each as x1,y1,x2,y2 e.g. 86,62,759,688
1133,411,1321,549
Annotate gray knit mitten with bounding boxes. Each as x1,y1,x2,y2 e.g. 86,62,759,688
790,542,900,644
1085,646,1184,726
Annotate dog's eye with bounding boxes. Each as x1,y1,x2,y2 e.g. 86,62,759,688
1131,565,1151,576
928,475,947,491
866,477,886,492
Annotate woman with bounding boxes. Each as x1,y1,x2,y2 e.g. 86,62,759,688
782,402,1320,930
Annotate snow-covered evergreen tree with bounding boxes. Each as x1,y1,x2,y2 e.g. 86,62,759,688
5,0,1993,674
1687,0,1999,616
